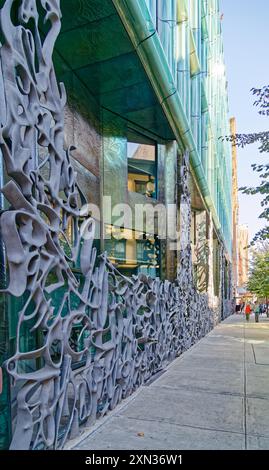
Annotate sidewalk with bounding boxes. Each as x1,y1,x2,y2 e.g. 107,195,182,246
72,314,269,450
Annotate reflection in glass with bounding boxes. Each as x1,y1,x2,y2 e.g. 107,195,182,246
104,225,160,278
127,130,157,198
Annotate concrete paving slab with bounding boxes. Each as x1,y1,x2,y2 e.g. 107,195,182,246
196,351,244,364
244,324,269,340
208,328,245,341
247,435,269,450
244,344,256,364
76,416,245,450
200,335,245,345
246,364,269,398
119,386,244,433
246,397,269,437
150,364,244,395
178,353,244,371
190,334,243,347
252,345,269,365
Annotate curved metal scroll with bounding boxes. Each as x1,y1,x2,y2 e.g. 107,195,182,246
0,1,215,449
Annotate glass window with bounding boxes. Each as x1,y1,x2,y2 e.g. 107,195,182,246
134,180,148,195
127,129,157,198
104,225,160,278
105,238,126,261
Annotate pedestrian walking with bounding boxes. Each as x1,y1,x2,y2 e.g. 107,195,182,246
245,303,251,322
254,304,260,323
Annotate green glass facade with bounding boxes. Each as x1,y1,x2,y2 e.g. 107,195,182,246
113,0,232,256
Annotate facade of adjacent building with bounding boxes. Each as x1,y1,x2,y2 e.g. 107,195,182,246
231,117,239,297
0,0,233,449
230,117,249,300
238,224,249,290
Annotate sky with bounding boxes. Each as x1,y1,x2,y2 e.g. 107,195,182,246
220,0,269,241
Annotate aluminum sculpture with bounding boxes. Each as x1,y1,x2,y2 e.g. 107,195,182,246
0,0,217,450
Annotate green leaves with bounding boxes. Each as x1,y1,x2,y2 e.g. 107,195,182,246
248,247,269,298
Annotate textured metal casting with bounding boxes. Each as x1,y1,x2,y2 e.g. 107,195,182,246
0,0,218,450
